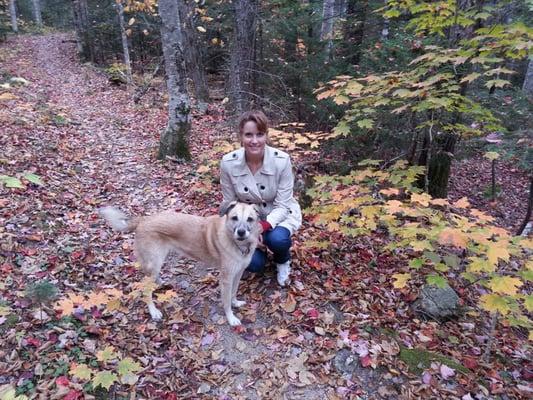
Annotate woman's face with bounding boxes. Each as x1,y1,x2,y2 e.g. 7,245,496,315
241,120,267,159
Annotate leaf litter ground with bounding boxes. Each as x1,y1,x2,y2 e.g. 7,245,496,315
0,34,531,399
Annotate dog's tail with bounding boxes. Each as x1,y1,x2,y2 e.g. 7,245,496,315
98,207,140,233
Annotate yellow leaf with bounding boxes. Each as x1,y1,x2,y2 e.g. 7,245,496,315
106,298,122,312
104,288,122,299
316,88,336,100
92,371,118,390
430,198,449,206
487,243,510,265
156,289,177,302
385,200,404,214
466,257,494,273
96,346,118,362
196,26,206,33
55,298,74,317
380,188,399,197
84,291,108,308
480,294,511,315
483,151,499,161
333,94,350,105
470,209,494,223
411,240,432,252
453,197,470,208
281,293,297,313
117,357,142,376
518,238,533,250
438,228,469,249
524,295,533,312
69,363,93,380
0,385,28,400
197,165,210,174
0,93,18,101
410,193,431,207
392,273,410,289
488,276,523,295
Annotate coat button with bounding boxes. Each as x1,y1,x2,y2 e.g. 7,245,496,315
262,202,267,207
260,185,265,190
274,151,278,156
244,187,249,192
232,153,237,158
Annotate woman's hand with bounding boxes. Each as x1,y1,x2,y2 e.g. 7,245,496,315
257,232,266,251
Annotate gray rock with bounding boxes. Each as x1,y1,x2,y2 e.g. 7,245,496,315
414,284,460,320
333,349,359,374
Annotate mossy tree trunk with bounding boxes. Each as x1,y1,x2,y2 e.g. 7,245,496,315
158,0,191,161
417,131,457,198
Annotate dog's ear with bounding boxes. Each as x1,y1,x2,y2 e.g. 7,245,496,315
221,201,238,216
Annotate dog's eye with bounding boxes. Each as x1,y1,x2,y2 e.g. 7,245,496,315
231,216,239,221
247,217,254,222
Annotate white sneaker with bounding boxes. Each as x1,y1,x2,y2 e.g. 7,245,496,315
276,261,291,287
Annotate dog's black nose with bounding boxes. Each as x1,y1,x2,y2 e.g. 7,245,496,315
237,229,246,237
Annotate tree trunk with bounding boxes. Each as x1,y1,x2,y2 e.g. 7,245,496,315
158,0,191,161
320,0,335,59
342,0,369,65
72,0,94,62
517,176,533,236
417,131,457,198
178,0,209,103
9,0,18,33
523,59,533,97
32,0,42,27
116,1,133,85
229,0,258,115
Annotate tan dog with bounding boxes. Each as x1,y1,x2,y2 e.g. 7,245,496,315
99,202,260,326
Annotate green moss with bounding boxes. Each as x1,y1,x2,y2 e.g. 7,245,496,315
399,346,470,375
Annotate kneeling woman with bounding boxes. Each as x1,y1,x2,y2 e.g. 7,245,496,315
219,110,302,286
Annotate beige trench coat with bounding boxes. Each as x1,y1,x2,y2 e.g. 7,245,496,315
220,145,302,235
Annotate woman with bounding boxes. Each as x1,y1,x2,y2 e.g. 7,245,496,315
219,111,302,286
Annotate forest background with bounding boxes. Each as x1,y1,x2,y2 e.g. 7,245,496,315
0,0,532,399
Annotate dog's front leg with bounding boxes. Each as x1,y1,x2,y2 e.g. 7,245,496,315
220,278,241,326
231,267,246,308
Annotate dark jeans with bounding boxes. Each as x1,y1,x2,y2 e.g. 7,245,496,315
247,226,292,273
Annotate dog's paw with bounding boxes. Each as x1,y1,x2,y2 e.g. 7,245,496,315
231,299,246,308
227,314,242,326
148,304,163,321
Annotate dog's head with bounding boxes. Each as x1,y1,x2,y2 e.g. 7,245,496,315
223,201,260,242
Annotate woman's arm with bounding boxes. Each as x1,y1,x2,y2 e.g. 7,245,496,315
219,161,237,215
265,158,293,228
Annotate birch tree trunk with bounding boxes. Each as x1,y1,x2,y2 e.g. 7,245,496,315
32,0,42,27
320,0,336,59
158,0,191,160
178,0,209,103
9,0,18,33
229,0,258,115
523,59,533,97
116,1,133,85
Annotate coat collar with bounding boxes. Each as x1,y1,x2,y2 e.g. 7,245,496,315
231,146,276,176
